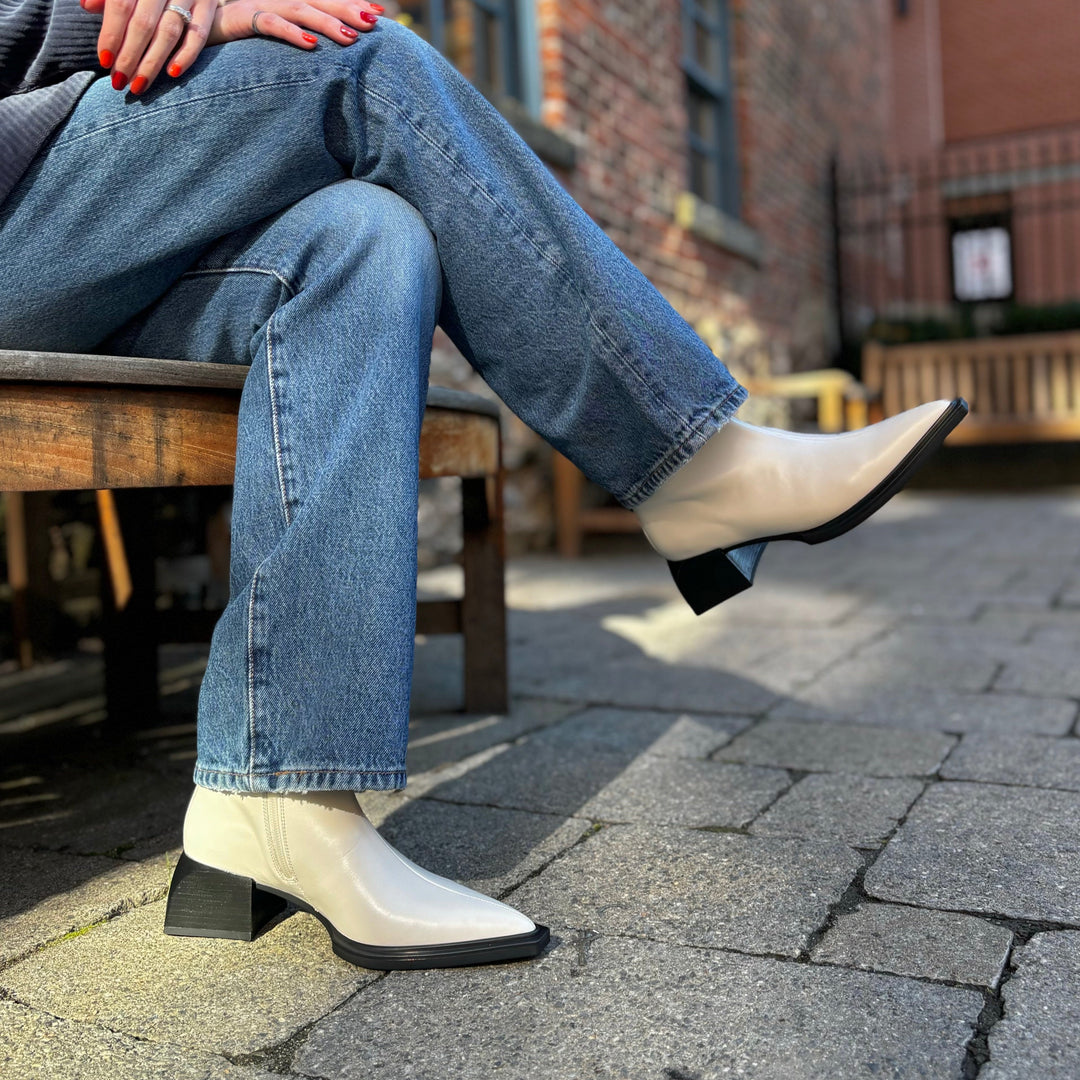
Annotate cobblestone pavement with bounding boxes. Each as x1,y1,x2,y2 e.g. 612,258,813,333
2,491,1079,1079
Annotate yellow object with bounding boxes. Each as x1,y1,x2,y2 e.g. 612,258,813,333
742,368,869,432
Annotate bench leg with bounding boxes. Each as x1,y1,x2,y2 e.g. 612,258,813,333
552,452,585,558
3,491,33,669
100,488,159,737
460,475,508,714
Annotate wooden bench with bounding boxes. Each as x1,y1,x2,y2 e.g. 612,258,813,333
0,349,508,734
863,332,1080,443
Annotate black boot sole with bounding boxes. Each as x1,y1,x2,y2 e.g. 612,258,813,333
164,851,550,970
667,397,970,615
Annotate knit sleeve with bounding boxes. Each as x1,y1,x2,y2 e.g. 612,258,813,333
1,0,101,97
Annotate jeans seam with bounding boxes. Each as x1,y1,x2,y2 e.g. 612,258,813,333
351,71,692,433
49,77,318,150
265,310,294,529
246,564,260,778
196,766,408,776
181,266,298,297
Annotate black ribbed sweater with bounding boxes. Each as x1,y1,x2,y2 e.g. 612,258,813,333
1,0,100,211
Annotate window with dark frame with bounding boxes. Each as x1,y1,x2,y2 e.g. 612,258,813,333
682,0,741,218
396,0,522,102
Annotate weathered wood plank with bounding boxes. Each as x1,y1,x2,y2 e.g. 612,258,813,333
0,383,499,489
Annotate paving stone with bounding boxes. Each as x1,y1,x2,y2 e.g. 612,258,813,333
0,1000,271,1080
0,847,174,967
751,773,924,847
371,800,593,897
404,698,577,774
811,902,1013,988
0,900,377,1057
0,763,191,855
983,932,1080,1079
507,824,862,957
715,718,955,776
787,637,999,697
295,933,981,1080
512,654,780,715
578,755,791,828
941,734,1080,792
535,705,751,758
773,687,1076,734
995,644,1080,698
504,554,675,611
427,736,646,818
865,782,1080,924
595,605,882,695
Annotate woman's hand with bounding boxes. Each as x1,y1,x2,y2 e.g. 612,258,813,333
80,0,384,96
209,0,383,51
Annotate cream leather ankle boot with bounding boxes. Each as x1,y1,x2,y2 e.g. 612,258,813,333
164,786,548,970
635,397,968,613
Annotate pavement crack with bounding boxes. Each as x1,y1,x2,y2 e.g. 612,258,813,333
798,852,874,961
227,975,391,1076
496,820,607,904
962,970,1012,1078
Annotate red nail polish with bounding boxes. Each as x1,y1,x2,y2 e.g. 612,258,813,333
111,70,128,91
370,3,385,11
302,32,317,43
99,49,114,68
360,11,377,22
130,75,148,95
340,25,357,37
168,63,182,77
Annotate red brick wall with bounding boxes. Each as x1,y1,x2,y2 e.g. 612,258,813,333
533,0,892,370
890,0,944,159
940,0,1080,143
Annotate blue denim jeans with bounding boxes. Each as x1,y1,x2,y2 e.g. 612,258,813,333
0,21,745,792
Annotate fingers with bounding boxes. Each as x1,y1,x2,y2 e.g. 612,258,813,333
127,0,211,92
110,0,171,88
97,0,141,70
242,8,320,50
288,2,374,45
158,0,216,80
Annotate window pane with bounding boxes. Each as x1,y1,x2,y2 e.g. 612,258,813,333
693,20,715,73
481,6,505,95
446,0,476,80
688,90,718,147
690,148,717,205
397,0,434,42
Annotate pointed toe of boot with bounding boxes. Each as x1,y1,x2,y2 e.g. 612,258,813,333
166,786,549,970
640,397,969,614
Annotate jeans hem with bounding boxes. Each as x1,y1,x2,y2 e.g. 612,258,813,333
193,765,408,794
618,381,749,509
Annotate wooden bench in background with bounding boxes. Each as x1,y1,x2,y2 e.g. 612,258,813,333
863,331,1080,443
0,349,508,736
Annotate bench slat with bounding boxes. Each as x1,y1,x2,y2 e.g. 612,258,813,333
0,381,499,490
863,330,1080,444
0,349,501,420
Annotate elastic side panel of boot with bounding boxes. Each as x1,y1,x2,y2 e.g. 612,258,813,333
164,852,288,941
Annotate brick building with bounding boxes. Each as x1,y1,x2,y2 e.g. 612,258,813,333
399,0,897,555
841,0,1080,346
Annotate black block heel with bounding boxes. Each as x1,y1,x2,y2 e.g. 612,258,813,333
667,398,971,616
668,541,767,616
163,852,288,941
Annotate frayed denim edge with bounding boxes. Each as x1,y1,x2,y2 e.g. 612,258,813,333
192,766,408,794
617,381,749,509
